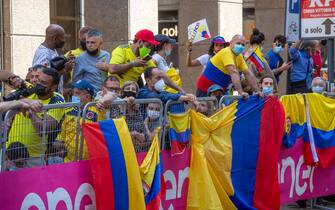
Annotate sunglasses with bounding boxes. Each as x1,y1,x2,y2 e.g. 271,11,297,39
275,43,285,48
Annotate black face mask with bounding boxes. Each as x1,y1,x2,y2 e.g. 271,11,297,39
80,40,87,51
122,91,137,98
35,84,49,97
87,48,99,56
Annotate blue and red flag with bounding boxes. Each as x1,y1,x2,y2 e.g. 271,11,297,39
82,118,145,210
168,112,190,156
140,128,166,210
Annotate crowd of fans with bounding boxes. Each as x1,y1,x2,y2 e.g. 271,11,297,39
0,24,329,172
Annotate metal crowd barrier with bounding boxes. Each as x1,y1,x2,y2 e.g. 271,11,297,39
0,102,81,172
80,98,164,159
161,96,218,150
219,95,243,109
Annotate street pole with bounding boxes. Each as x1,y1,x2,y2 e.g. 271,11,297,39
328,39,334,91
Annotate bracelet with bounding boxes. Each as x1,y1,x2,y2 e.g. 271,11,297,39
130,61,135,67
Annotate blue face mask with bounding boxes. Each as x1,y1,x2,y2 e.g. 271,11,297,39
232,44,245,55
71,95,81,103
274,46,283,54
165,50,172,57
262,86,273,95
312,86,324,93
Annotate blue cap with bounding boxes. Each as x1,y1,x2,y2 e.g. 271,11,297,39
72,80,95,96
207,84,224,95
154,34,177,44
211,36,226,44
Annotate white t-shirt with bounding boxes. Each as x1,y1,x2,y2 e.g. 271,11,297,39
152,53,169,72
196,54,211,70
32,44,59,67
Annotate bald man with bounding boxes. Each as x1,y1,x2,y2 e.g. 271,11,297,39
32,24,65,67
196,34,261,98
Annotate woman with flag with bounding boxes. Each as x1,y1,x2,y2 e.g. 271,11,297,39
245,28,290,93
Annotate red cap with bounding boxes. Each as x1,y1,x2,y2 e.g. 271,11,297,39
135,29,160,46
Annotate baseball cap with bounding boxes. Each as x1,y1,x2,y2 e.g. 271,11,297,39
207,84,224,95
72,80,95,97
154,34,177,44
211,36,226,44
135,29,160,46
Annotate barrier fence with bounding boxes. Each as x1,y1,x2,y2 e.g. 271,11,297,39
80,98,164,157
1,95,335,209
0,102,81,171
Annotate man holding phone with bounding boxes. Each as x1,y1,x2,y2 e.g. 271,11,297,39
107,29,184,93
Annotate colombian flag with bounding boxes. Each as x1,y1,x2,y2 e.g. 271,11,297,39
82,118,145,210
303,93,335,167
281,94,306,147
169,112,191,156
281,93,335,167
187,96,285,210
140,128,166,210
247,47,265,74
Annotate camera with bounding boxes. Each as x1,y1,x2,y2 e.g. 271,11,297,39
3,81,35,101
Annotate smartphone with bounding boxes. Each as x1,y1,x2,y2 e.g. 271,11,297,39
143,55,152,61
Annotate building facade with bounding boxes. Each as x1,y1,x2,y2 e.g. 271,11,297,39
0,0,291,93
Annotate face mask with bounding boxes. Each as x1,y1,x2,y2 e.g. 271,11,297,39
262,86,273,95
232,44,245,55
35,84,48,97
139,45,151,58
147,110,160,120
47,156,64,165
154,79,165,92
312,86,324,93
216,95,222,102
165,50,172,57
87,48,99,56
71,95,81,103
122,91,137,98
80,40,87,50
274,46,283,54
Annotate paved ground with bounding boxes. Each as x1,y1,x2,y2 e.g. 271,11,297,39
281,200,335,209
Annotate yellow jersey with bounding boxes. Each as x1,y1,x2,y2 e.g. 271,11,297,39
109,44,155,86
8,93,65,157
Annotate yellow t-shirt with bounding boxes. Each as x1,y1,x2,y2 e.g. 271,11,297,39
64,48,84,59
109,44,155,86
197,47,249,92
210,47,248,74
57,106,104,162
7,93,65,157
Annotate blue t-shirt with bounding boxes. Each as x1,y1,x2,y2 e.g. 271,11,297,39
267,49,284,82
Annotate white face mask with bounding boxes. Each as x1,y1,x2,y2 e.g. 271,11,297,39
154,79,165,92
147,109,160,120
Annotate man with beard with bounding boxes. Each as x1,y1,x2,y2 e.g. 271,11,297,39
73,29,111,93
7,67,65,167
32,24,66,67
